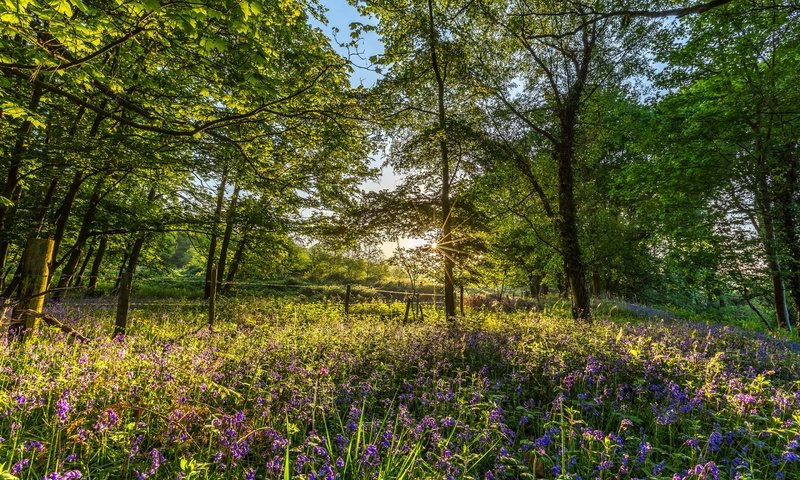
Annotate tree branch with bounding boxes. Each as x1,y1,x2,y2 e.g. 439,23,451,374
8,66,334,136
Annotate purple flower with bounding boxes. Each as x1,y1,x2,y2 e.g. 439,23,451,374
489,407,504,424
380,430,394,449
440,416,456,429
334,434,348,450
130,434,143,458
135,449,165,480
637,438,651,463
11,459,30,475
93,409,120,432
44,471,82,480
296,454,309,474
361,444,380,467
596,460,613,471
56,396,71,424
532,431,554,453
708,431,723,452
231,440,250,460
687,461,719,480
24,440,45,452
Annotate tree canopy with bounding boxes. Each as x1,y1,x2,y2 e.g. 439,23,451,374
1,0,798,330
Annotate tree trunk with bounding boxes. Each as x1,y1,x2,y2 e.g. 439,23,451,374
124,187,157,276
8,239,53,341
222,224,251,294
32,177,60,238
204,167,228,299
555,129,591,321
86,235,107,294
0,85,43,277
426,0,455,320
762,212,792,330
125,236,145,276
553,54,592,321
752,136,792,331
217,183,240,287
54,176,105,297
113,249,129,293
114,272,132,337
51,171,86,268
592,271,602,297
778,154,800,326
528,273,543,310
50,110,104,267
0,177,59,294
72,240,94,287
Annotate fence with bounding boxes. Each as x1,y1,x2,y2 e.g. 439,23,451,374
0,237,529,341
48,281,477,323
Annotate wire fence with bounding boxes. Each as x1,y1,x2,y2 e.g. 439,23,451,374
0,275,537,342
0,238,525,339
29,278,512,307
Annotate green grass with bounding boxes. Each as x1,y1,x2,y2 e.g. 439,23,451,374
0,298,798,479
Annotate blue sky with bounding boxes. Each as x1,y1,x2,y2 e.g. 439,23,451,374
313,1,383,88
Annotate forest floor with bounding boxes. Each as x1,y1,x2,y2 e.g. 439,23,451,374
607,299,683,321
1,298,799,479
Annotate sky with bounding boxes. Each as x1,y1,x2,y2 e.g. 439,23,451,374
314,1,384,88
309,1,428,256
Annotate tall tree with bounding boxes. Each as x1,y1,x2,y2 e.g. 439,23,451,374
471,1,640,320
651,0,800,329
355,0,486,319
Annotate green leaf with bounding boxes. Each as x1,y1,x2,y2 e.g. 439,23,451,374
0,102,45,128
1,101,28,119
53,0,73,16
142,0,159,11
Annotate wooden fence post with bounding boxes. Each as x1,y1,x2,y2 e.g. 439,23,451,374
417,293,424,322
403,295,412,323
344,284,351,316
9,238,54,341
208,267,217,327
114,272,132,337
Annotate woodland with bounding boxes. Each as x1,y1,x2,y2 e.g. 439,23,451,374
1,0,800,479
1,0,799,328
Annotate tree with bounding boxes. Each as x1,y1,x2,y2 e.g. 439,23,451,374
354,0,485,319
650,0,800,329
467,1,641,320
1,0,373,305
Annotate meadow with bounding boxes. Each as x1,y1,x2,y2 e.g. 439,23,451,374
1,299,799,480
